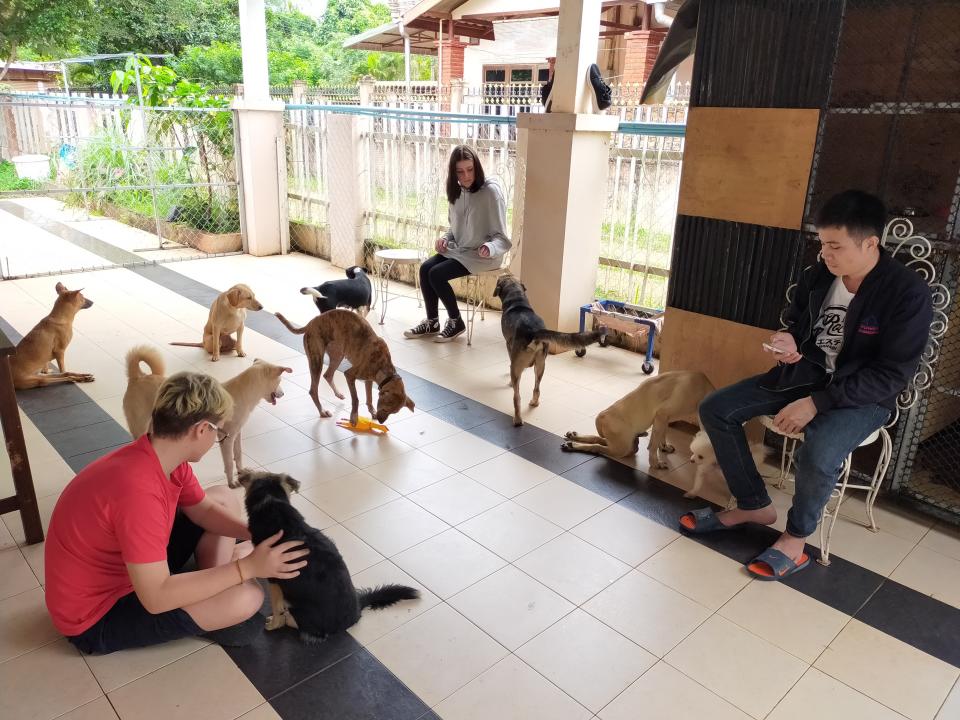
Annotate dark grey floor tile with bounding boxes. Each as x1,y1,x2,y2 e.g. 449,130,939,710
431,398,504,430
48,420,131,459
16,383,92,414
225,624,360,701
854,579,960,667
561,456,644,502
469,417,547,451
404,383,464,412
67,443,128,472
511,434,593,475
30,401,112,435
270,648,430,720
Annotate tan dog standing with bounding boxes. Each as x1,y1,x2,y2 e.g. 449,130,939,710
563,370,715,469
123,346,166,438
171,284,263,361
11,282,95,389
274,309,414,425
122,347,291,486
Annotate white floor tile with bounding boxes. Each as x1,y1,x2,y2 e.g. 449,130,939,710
343,497,449,556
515,533,631,605
514,477,613,529
458,501,563,562
392,528,507,599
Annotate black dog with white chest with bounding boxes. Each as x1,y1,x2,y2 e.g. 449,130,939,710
300,266,372,316
239,470,419,643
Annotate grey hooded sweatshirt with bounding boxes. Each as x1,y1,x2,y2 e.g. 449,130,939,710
440,178,512,274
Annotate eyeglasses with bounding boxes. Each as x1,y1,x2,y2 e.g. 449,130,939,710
201,420,230,443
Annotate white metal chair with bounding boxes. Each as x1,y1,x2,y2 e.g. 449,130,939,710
762,217,950,565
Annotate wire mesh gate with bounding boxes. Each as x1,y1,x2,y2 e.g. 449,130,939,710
0,93,243,279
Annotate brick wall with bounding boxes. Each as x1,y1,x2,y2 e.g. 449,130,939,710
440,40,468,87
623,29,668,85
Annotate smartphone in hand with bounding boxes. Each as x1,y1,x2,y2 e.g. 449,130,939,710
762,342,786,354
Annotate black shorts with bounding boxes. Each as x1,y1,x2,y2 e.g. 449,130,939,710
67,511,206,655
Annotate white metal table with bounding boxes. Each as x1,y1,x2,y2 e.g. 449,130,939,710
373,248,427,325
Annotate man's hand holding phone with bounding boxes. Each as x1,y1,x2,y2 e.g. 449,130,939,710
764,332,802,364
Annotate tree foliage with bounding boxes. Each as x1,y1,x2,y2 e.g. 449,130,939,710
0,0,93,80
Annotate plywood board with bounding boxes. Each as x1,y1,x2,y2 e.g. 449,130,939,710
678,107,820,230
660,307,777,392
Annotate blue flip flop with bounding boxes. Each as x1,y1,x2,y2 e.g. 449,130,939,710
747,547,811,581
679,507,744,534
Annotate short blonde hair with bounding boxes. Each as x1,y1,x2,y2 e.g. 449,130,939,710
151,371,233,439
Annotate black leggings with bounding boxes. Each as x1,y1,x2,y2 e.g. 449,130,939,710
420,254,470,320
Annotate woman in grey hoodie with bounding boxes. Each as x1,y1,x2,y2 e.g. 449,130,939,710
404,145,511,343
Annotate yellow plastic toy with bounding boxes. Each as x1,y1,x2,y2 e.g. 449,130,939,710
336,416,389,434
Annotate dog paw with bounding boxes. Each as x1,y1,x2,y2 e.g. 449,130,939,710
654,460,669,470
211,356,220,362
78,374,95,383
236,350,246,358
513,419,524,427
564,431,577,440
683,490,696,498
528,399,540,407
320,410,332,418
560,441,573,452
265,614,286,631
660,443,675,454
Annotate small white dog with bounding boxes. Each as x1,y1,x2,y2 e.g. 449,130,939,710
688,429,768,503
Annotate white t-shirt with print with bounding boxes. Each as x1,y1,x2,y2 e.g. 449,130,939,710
813,277,856,372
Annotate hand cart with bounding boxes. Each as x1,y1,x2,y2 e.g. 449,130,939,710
578,299,660,374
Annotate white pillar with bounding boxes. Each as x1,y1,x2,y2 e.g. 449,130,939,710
239,0,270,103
551,0,603,114
516,0,617,332
327,115,368,268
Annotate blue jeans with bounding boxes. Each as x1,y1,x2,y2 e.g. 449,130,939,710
699,374,889,538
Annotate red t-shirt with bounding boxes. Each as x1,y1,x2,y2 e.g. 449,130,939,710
45,434,205,636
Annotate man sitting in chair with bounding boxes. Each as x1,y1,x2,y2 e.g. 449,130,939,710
680,190,933,580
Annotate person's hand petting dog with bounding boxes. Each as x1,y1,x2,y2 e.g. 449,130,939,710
773,397,818,435
765,331,803,364
478,244,491,258
435,237,448,253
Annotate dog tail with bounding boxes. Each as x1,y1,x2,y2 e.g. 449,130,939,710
300,287,323,299
168,342,204,348
356,584,420,611
531,328,606,353
274,312,307,335
126,345,165,380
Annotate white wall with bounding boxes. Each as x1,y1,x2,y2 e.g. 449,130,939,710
463,18,559,86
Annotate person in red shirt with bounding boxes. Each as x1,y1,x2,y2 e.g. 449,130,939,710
45,371,308,654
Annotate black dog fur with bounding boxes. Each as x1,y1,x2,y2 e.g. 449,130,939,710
241,471,419,643
300,266,372,315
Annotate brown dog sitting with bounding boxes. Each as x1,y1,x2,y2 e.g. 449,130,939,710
171,284,263,361
10,282,95,389
274,309,415,425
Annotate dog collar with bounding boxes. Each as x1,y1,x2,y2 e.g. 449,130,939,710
378,373,401,389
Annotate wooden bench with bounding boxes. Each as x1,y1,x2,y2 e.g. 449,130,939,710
0,327,43,544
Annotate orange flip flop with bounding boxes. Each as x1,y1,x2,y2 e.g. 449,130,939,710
679,507,744,534
747,548,811,580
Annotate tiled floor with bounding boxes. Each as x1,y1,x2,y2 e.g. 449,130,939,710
1,201,959,720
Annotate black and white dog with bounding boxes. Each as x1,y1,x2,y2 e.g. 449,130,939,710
240,470,419,643
300,266,372,316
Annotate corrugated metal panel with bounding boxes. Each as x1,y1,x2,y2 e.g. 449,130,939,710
690,0,844,108
667,215,813,328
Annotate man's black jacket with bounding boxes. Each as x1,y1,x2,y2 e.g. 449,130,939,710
759,249,934,412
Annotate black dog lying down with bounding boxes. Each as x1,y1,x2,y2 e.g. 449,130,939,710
240,470,419,643
300,266,372,315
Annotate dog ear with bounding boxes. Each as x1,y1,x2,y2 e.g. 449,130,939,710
236,470,258,489
280,474,301,495
280,366,293,374
403,396,415,412
226,288,241,307
55,282,66,295
521,283,527,292
492,283,501,297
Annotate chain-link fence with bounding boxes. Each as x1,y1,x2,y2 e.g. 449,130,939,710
0,93,242,278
